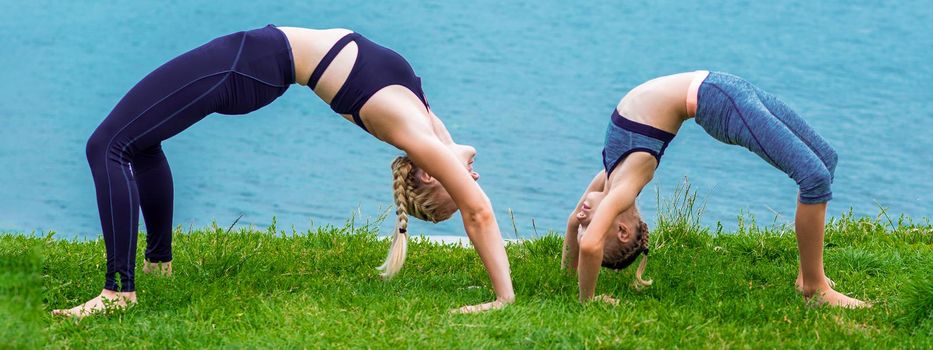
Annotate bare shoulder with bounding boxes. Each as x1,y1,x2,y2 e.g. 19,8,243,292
360,85,435,144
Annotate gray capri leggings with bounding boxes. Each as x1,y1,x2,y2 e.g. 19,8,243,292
695,72,838,204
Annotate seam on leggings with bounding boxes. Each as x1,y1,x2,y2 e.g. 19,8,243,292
119,162,135,289
756,90,826,169
705,83,779,167
230,34,247,70
231,71,287,88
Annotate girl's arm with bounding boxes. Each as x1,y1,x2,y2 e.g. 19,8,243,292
562,170,607,270
393,130,515,311
577,153,655,302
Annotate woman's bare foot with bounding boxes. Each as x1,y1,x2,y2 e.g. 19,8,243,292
143,260,172,276
803,287,871,309
51,289,137,318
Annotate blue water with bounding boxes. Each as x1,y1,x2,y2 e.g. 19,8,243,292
1,1,931,239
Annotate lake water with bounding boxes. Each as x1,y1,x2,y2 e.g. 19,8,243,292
1,1,931,240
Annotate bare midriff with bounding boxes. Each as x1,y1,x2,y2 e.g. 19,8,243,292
686,70,710,118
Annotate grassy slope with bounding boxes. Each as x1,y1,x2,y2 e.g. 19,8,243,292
2,212,932,349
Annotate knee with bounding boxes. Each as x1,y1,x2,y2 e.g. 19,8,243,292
798,166,833,204
85,132,110,165
86,129,134,166
824,147,838,179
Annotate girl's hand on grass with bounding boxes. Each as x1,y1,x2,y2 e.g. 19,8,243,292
450,299,511,314
593,294,619,306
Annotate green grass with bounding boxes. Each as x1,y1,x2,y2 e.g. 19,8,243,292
2,210,932,349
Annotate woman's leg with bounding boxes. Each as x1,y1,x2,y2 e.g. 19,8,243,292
55,76,227,318
53,32,242,317
134,144,175,276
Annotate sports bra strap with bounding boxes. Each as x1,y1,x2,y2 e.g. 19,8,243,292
307,33,360,89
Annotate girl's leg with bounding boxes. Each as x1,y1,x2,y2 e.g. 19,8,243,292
701,77,867,307
795,203,830,293
753,87,838,177
796,202,866,307
749,87,843,291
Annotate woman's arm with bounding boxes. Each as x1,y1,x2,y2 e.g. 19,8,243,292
577,154,655,302
394,131,515,310
428,110,455,145
562,170,607,270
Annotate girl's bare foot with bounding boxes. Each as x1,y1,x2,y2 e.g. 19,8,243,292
143,260,172,276
803,287,871,309
450,298,511,314
795,274,834,293
51,289,137,318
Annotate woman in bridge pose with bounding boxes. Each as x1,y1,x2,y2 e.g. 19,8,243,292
53,25,513,317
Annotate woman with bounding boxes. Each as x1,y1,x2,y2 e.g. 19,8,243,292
53,25,514,317
561,71,869,308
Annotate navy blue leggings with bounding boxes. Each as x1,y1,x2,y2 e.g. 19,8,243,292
86,25,294,292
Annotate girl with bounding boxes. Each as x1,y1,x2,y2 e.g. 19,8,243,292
53,25,514,317
561,71,868,308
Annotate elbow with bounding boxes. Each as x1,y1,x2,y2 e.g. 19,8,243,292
579,237,603,257
462,205,494,227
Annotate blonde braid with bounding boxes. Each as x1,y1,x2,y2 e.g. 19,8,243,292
377,157,414,279
377,156,459,279
633,221,653,290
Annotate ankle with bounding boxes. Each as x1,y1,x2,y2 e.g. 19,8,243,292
100,289,137,302
100,288,119,298
800,282,832,298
